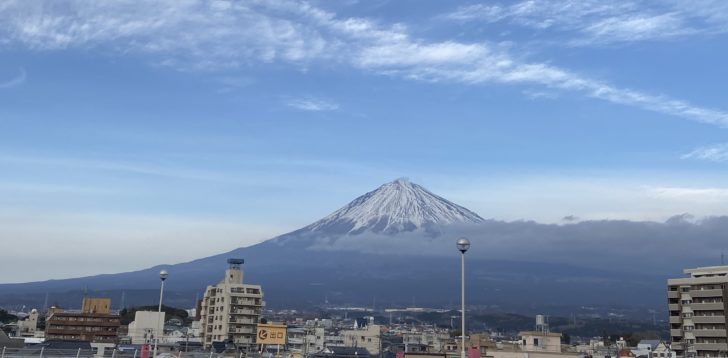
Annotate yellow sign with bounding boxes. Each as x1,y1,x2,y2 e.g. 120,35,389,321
256,323,287,345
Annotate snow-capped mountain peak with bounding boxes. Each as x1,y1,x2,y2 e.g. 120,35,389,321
300,178,485,235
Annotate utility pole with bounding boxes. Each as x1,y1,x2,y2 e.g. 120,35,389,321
456,238,470,358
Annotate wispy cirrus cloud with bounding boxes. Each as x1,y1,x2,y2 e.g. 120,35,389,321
0,67,26,88
444,0,726,46
1,1,727,126
645,185,728,200
682,143,728,162
285,96,339,111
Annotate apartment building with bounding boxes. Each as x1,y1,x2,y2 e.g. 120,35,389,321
340,321,381,355
288,325,326,357
200,258,264,351
668,265,728,358
45,297,121,343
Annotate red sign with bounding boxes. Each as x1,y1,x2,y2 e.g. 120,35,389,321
468,347,480,358
141,344,150,358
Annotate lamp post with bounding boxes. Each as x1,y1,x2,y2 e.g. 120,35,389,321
153,270,168,358
456,238,470,358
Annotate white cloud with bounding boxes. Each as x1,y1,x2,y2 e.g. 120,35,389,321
645,186,728,200
573,12,694,45
523,89,559,100
432,173,728,223
0,67,26,88
444,0,723,46
682,143,728,162
0,0,332,70
1,1,727,126
285,96,339,111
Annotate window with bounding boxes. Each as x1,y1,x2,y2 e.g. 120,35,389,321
534,338,540,346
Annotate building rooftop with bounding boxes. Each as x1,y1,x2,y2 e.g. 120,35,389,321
637,340,660,349
519,331,562,337
684,265,728,277
315,347,372,358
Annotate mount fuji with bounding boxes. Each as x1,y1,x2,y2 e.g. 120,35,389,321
0,179,669,310
273,178,484,248
295,178,484,235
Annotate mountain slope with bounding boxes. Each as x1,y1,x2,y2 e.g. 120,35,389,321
0,179,681,310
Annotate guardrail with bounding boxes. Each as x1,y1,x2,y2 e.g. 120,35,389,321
0,348,260,358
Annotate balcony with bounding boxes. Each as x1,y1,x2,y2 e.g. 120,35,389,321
671,329,684,337
669,304,681,311
690,289,724,298
230,319,256,324
692,303,725,311
694,329,727,337
693,316,725,324
669,291,680,299
671,316,683,324
694,343,728,351
234,300,262,306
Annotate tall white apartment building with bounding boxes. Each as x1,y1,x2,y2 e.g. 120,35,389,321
668,266,728,358
201,259,264,351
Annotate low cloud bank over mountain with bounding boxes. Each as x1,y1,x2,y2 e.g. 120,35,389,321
307,215,728,276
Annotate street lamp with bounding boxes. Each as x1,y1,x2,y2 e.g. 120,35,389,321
153,269,168,358
456,238,470,358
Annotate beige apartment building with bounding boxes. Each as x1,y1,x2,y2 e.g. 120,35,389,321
200,259,264,351
668,265,728,358
45,297,120,343
341,322,381,355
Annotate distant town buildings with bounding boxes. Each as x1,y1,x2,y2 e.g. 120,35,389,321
8,259,723,358
667,265,728,358
15,309,39,337
200,258,264,351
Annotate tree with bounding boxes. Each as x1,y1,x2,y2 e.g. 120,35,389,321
0,309,18,324
119,305,189,325
561,332,571,345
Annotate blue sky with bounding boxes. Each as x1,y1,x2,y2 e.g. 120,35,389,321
2,0,728,281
